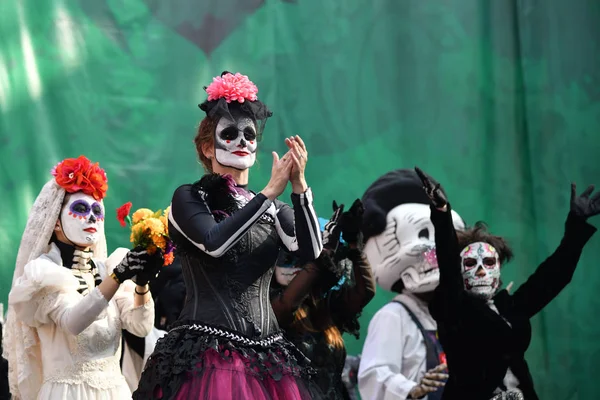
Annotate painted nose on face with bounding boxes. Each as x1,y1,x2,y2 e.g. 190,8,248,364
88,214,97,223
238,137,247,148
475,266,486,277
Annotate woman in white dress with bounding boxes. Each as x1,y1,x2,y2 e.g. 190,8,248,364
2,155,162,400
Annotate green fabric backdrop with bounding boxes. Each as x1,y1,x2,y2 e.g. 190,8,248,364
1,0,599,398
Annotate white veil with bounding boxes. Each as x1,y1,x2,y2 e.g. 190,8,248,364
2,179,108,399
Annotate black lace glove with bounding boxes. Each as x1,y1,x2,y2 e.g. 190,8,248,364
132,249,163,286
340,198,364,244
323,201,344,253
415,166,447,208
112,246,163,284
570,183,600,220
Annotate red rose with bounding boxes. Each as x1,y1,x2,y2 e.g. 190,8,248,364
52,156,88,193
117,202,133,227
52,156,108,200
86,163,108,200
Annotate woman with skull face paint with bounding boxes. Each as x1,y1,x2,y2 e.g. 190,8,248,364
3,156,163,400
134,72,324,400
414,167,600,400
270,199,376,400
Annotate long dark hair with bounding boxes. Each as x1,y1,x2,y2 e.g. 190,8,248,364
292,293,345,349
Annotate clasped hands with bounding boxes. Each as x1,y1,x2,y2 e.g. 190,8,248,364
261,135,308,200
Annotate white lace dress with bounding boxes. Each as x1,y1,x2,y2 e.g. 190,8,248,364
8,244,154,400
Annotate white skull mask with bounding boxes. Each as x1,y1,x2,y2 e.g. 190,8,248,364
214,115,258,170
460,242,501,300
364,203,465,293
273,250,302,286
59,192,105,247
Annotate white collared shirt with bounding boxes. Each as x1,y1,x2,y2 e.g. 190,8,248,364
358,293,436,400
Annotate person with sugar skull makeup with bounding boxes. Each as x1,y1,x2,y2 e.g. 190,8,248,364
357,169,466,400
134,72,324,400
270,199,375,400
414,166,600,400
2,156,163,400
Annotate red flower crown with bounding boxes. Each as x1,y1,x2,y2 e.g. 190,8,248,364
51,155,108,200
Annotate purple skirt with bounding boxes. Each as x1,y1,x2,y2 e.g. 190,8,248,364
134,323,322,400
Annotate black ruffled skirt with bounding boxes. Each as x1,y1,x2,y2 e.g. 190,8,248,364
134,321,323,399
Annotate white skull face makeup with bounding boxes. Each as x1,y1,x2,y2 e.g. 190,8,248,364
214,115,258,170
59,192,105,247
460,242,500,300
275,266,302,286
364,203,465,293
274,250,301,286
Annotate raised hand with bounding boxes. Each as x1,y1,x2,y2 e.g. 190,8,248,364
112,246,163,284
570,183,600,220
414,166,447,209
285,135,308,190
408,363,448,399
261,151,293,200
323,201,345,252
340,198,364,244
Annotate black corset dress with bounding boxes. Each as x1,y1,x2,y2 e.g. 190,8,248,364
134,173,323,399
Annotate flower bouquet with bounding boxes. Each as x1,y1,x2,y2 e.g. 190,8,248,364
116,202,175,266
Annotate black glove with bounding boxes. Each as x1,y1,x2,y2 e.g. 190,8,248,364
132,250,163,286
323,201,344,252
570,183,600,220
112,246,163,285
415,166,447,208
340,198,364,244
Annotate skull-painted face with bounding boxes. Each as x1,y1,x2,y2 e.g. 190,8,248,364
274,250,301,287
364,203,465,293
214,114,258,170
460,242,500,300
59,192,105,247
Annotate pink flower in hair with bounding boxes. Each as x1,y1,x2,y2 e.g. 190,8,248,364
205,72,258,103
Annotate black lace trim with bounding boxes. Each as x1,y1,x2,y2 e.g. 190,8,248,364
224,275,259,333
135,320,315,399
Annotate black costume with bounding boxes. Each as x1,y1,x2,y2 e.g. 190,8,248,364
135,174,323,399
271,201,375,400
429,205,596,400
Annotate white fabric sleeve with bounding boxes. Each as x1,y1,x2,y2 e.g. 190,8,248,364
113,281,155,338
358,308,419,400
10,258,109,336
103,251,155,338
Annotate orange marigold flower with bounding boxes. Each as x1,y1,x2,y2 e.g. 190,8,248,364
152,234,167,250
132,208,154,224
163,252,175,266
143,218,164,236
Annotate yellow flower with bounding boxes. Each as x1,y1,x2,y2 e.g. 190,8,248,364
132,208,154,224
143,217,165,236
163,206,171,218
130,223,146,243
159,216,169,235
